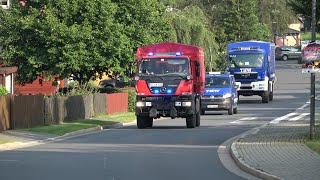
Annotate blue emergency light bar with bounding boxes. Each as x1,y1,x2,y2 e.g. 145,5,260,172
231,46,260,51
147,52,182,56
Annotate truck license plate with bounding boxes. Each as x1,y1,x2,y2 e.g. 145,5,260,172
241,83,251,87
149,83,163,87
207,105,218,108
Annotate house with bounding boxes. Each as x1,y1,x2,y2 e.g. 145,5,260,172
274,18,304,47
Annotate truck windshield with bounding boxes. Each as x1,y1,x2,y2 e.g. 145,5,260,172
205,77,230,88
139,58,190,76
229,54,264,68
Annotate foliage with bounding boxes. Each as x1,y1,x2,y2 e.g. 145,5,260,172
167,5,219,71
287,0,320,32
301,32,320,40
126,87,136,112
257,0,297,36
0,0,171,85
214,0,270,43
0,84,8,96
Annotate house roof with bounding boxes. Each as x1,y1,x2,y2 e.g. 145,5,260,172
0,66,18,74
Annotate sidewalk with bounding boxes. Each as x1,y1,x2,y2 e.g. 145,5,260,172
0,121,135,151
231,99,320,180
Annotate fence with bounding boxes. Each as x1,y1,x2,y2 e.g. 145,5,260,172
0,92,128,131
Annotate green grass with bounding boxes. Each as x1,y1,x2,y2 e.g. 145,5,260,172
301,32,320,40
19,112,136,136
305,124,320,155
0,140,15,144
21,120,119,136
94,112,136,123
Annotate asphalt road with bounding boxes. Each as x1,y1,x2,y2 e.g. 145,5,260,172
0,60,314,180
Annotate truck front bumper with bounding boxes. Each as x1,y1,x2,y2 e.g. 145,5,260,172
135,95,195,118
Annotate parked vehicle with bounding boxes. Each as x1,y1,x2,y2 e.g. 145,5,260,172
200,72,238,115
275,46,301,61
99,77,135,88
227,41,276,103
134,42,205,128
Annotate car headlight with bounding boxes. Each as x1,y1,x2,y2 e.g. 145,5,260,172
223,93,232,98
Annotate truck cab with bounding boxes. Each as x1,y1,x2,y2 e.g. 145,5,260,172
200,72,238,115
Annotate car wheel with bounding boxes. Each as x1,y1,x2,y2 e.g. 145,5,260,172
282,55,288,61
228,105,234,115
233,106,238,114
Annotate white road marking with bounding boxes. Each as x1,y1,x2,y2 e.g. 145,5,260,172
230,117,257,124
297,103,309,110
270,112,297,124
289,113,309,121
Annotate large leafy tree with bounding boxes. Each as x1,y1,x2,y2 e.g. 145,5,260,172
168,6,220,71
287,0,320,32
215,0,270,43
0,0,171,85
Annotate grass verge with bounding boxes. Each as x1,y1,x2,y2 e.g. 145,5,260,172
94,112,136,123
301,32,320,41
0,140,15,144
20,112,136,136
305,124,320,155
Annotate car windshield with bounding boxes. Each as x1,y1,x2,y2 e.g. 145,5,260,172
205,77,230,88
229,53,264,68
139,58,190,76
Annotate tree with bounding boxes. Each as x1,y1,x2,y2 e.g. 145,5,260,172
287,0,320,32
0,0,172,85
167,6,220,71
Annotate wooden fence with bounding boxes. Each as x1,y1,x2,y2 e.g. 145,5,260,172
0,92,128,131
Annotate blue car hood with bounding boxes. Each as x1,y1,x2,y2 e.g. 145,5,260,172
203,88,231,96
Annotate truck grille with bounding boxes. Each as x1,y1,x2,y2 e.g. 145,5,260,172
234,73,257,79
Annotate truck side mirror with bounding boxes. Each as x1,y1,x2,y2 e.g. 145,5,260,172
195,61,200,77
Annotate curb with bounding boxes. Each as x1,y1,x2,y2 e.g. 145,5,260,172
0,121,137,151
229,124,283,180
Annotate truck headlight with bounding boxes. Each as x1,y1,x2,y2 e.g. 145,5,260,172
223,93,232,98
136,102,144,107
175,102,182,106
182,102,192,107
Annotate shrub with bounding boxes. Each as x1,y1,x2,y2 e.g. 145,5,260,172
0,85,8,96
127,88,136,112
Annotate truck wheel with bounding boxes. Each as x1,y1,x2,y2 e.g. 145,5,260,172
282,55,288,61
200,110,205,115
196,112,200,127
262,91,269,103
228,105,234,115
186,114,196,128
146,117,153,128
269,91,274,101
137,115,147,129
233,106,238,114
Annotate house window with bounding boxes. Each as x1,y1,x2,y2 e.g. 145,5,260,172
1,0,9,10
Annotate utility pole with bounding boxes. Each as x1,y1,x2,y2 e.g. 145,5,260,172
209,47,213,72
310,0,316,140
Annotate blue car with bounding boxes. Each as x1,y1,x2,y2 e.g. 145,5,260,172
200,72,238,115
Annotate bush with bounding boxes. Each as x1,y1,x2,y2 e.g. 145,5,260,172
127,88,136,112
0,85,8,96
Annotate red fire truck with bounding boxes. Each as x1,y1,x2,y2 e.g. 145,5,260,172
135,42,205,128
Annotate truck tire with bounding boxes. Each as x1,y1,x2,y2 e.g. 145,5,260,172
200,109,205,115
269,85,274,101
262,91,269,103
186,114,196,128
196,112,200,127
146,117,153,128
137,115,147,129
269,91,274,101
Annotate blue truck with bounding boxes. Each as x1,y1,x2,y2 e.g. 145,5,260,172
227,41,276,103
